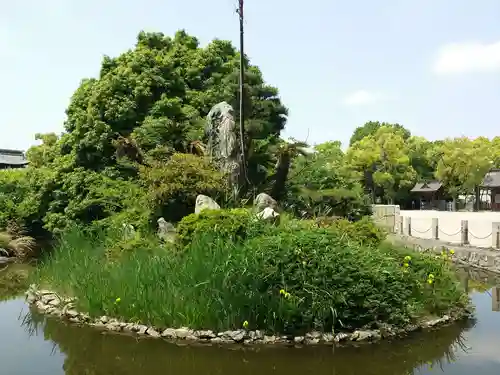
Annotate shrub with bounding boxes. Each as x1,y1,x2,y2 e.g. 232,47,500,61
326,216,387,247
176,208,265,246
35,224,466,335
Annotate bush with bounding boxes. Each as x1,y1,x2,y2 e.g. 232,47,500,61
176,208,267,246
328,216,387,247
35,223,466,335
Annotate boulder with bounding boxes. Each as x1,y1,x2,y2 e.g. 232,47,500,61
254,193,278,212
256,207,280,221
157,218,176,243
194,195,221,214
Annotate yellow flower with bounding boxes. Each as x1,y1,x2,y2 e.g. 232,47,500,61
279,289,286,296
427,279,433,284
243,320,249,329
403,263,409,268
449,249,455,255
115,297,121,303
428,274,435,279
404,255,411,262
284,292,291,299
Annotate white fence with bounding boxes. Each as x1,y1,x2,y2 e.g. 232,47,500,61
397,210,500,249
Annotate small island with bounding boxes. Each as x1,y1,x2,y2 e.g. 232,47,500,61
0,30,477,347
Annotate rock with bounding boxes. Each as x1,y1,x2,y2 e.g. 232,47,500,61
69,317,80,323
263,335,276,344
100,316,109,324
174,328,193,339
48,299,60,307
256,207,280,221
194,195,220,214
294,336,305,344
65,310,79,318
161,328,177,338
322,333,335,343
195,330,216,339
186,335,198,341
122,223,136,240
350,330,381,342
254,193,278,212
137,325,148,335
254,330,264,340
157,218,177,243
306,331,322,339
210,337,223,344
334,332,350,342
146,328,161,338
228,329,246,342
41,294,57,304
106,322,122,332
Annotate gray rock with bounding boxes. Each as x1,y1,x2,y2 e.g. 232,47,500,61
161,328,177,338
294,336,305,344
186,335,198,341
106,322,122,332
334,332,350,342
254,193,278,212
194,195,221,214
306,331,322,339
122,223,136,240
99,316,109,324
322,333,335,343
350,330,381,342
137,325,148,335
146,328,161,338
256,207,280,221
174,328,193,339
65,309,79,318
157,218,177,243
263,335,276,344
69,317,80,323
195,330,216,339
48,299,60,307
210,337,223,344
229,329,246,342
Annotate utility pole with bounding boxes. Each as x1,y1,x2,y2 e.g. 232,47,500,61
236,0,247,184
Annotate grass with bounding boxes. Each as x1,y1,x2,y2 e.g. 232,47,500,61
0,264,32,300
0,231,36,259
33,219,468,335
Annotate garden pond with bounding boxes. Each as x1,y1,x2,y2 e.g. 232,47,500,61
0,265,499,375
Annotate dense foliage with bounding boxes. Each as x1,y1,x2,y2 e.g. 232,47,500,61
35,213,466,334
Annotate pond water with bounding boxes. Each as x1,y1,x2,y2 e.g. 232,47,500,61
1,266,500,375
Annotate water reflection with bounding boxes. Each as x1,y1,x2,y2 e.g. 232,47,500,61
2,266,500,375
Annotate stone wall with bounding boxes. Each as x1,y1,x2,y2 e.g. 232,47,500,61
388,234,500,274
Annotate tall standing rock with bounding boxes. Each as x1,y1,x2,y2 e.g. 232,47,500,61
206,102,242,201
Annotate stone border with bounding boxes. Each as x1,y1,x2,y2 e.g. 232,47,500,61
25,285,473,347
388,234,500,274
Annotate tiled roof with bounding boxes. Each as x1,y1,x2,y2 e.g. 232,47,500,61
0,149,28,166
481,169,500,188
410,181,442,193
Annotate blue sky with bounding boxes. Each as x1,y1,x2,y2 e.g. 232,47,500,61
1,0,499,151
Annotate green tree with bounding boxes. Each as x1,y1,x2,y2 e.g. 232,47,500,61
62,30,288,171
432,137,493,201
285,141,371,218
345,126,416,204
349,121,411,146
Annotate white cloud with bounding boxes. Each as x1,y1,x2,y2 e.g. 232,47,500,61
343,90,386,106
433,41,500,75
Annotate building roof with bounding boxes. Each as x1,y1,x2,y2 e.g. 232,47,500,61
410,181,443,193
0,149,29,166
481,169,500,188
